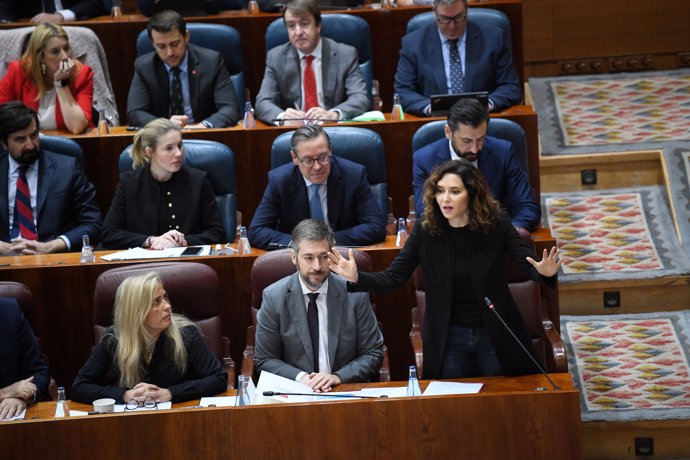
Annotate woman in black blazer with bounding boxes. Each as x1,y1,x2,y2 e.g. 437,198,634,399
101,118,225,249
330,159,560,379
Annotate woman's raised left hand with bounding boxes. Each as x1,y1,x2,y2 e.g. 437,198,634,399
526,246,562,277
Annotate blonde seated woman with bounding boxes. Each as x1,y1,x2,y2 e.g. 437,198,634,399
71,272,227,405
0,23,93,134
101,118,225,250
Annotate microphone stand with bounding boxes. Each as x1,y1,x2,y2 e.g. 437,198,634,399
263,391,387,399
483,297,561,391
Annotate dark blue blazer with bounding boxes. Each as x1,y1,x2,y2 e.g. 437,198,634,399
0,150,103,250
0,0,106,21
394,21,521,116
248,156,386,250
413,137,540,231
0,298,50,402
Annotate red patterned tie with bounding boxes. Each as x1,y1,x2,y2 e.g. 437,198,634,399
303,55,318,111
15,166,38,240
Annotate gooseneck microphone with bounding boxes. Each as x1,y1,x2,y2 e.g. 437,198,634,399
483,297,561,391
262,391,387,399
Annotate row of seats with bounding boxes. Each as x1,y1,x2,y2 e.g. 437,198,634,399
134,8,512,111
40,117,529,244
1,244,565,396
0,8,513,124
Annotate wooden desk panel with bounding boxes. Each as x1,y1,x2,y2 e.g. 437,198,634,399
48,106,539,224
0,239,414,387
0,1,524,124
6,374,582,460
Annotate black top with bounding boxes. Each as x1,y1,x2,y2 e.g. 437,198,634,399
448,226,482,327
101,165,225,249
71,325,227,403
352,212,557,379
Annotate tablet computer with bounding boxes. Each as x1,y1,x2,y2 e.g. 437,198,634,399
429,91,489,117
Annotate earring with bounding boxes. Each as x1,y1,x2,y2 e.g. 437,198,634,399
41,63,46,75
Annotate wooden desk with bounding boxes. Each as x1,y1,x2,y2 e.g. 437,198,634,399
0,1,524,124
47,106,540,223
0,238,415,386
5,374,582,460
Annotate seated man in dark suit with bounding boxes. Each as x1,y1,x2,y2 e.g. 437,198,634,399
413,98,540,232
255,0,370,125
254,219,384,391
0,0,106,22
127,10,240,129
136,0,229,16
0,101,102,254
248,124,386,250
0,297,50,420
395,0,521,116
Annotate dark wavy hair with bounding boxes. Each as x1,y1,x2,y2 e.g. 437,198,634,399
421,159,499,236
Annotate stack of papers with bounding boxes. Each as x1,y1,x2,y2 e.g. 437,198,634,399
101,246,211,261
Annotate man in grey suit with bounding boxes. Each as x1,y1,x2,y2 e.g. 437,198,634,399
254,219,384,392
127,10,239,129
255,0,370,125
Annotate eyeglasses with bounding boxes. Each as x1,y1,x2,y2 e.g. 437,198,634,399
436,13,467,25
125,398,158,411
294,154,332,168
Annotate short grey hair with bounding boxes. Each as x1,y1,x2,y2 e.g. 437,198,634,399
434,0,467,9
290,219,335,253
290,124,332,156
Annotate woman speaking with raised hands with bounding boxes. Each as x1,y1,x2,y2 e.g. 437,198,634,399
329,159,561,379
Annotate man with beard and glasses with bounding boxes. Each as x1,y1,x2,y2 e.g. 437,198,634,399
254,219,384,392
0,101,102,255
412,98,539,232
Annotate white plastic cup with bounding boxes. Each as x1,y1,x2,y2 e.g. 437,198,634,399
92,398,116,413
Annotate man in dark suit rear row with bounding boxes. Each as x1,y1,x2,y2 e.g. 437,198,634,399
0,101,102,255
0,0,105,23
126,10,240,129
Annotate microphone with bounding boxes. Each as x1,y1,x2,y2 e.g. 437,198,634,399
268,243,291,249
262,391,387,399
483,297,561,391
270,117,346,124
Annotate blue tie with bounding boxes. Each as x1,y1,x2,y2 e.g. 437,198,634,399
310,184,324,220
449,39,464,94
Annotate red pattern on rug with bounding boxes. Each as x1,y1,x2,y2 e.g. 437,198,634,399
565,317,690,413
546,192,663,274
552,74,690,146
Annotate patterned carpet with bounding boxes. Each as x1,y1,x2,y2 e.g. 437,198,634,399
529,69,690,155
562,311,690,422
542,186,690,283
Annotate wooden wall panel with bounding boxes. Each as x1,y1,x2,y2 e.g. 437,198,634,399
523,0,690,76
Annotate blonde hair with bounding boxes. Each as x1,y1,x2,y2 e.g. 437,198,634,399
110,272,195,389
130,118,182,169
20,23,81,100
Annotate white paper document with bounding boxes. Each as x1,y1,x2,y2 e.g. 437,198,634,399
113,401,172,412
101,246,211,261
1,407,26,421
199,396,236,407
422,381,484,396
255,370,314,404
